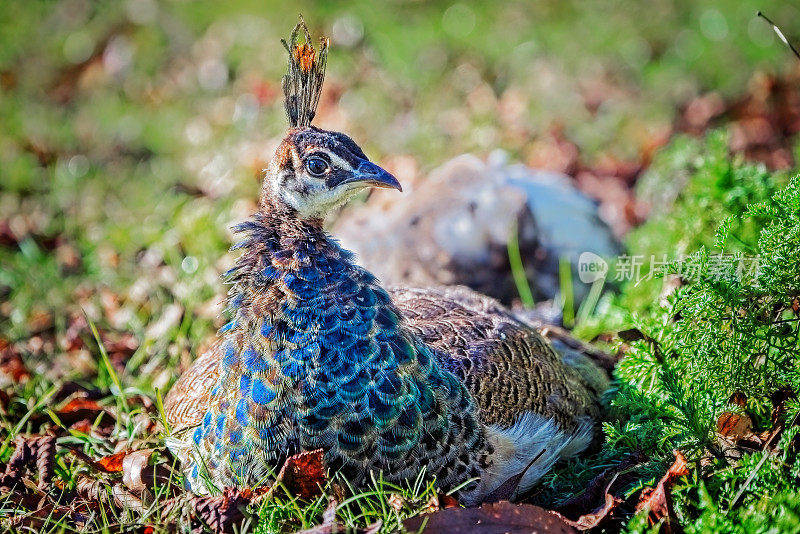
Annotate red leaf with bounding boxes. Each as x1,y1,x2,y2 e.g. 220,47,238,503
56,396,107,426
440,493,460,509
275,449,327,500
96,451,127,473
59,397,102,414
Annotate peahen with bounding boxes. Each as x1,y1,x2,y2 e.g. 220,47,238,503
164,19,606,506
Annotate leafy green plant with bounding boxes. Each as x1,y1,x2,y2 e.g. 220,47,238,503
547,134,800,532
622,130,786,315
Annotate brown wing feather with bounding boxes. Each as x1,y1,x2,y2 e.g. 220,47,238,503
164,340,222,434
389,285,602,430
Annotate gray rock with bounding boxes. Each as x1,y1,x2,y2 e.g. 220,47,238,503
334,153,621,306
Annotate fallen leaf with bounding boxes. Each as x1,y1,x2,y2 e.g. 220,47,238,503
716,411,754,441
33,435,57,491
0,435,33,491
122,449,171,493
634,450,689,533
556,450,645,520
75,476,105,501
275,449,327,500
96,450,128,473
112,483,145,513
69,419,95,434
0,435,56,493
27,309,54,334
56,396,107,426
55,241,82,274
403,501,577,534
0,389,9,415
0,338,31,384
161,487,251,534
388,493,404,512
728,392,747,408
58,397,103,414
557,493,622,531
5,503,75,529
439,493,460,509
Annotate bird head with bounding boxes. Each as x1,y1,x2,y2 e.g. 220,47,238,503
266,126,401,219
263,17,401,220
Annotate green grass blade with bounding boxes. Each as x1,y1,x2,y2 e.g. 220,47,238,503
559,256,574,328
507,221,535,308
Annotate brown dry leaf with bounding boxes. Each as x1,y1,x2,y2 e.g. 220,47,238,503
676,72,800,170
33,435,57,491
387,493,404,512
62,314,88,352
423,493,440,514
69,447,175,497
69,419,95,434
0,389,10,415
403,501,577,534
161,487,251,534
27,309,54,334
275,449,327,500
556,493,622,531
5,503,76,530
112,483,145,513
75,476,106,501
58,397,103,414
0,435,34,490
728,392,747,408
55,241,82,274
557,450,645,521
122,449,173,494
716,411,754,441
0,435,56,494
635,450,689,533
0,338,31,384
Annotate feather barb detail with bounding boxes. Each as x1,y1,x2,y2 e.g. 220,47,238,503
281,16,329,128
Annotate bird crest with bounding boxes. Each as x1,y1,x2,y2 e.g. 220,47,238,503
282,16,329,128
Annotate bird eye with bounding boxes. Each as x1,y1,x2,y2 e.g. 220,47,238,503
305,157,329,177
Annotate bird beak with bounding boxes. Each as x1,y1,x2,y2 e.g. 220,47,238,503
343,160,403,192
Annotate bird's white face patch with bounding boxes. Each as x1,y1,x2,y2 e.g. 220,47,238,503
268,145,364,219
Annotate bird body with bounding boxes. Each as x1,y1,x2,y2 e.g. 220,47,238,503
164,19,605,505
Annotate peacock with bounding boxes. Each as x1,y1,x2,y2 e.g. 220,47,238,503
164,18,606,506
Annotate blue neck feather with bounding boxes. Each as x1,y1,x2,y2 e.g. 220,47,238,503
189,200,482,491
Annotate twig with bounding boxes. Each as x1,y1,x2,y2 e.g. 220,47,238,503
758,11,800,61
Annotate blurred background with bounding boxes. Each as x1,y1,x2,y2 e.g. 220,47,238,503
1,0,799,389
